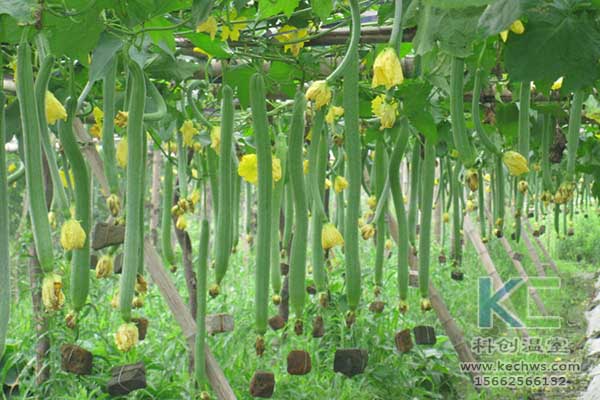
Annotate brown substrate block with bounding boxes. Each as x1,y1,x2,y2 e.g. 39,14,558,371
287,350,312,375
312,316,324,338
394,329,413,353
333,349,368,377
413,326,436,345
268,315,285,331
92,222,125,250
369,301,385,313
107,362,146,396
61,344,93,375
249,371,275,398
132,317,149,340
451,270,464,281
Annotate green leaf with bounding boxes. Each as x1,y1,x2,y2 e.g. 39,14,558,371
495,102,519,144
267,61,301,98
147,16,177,53
0,0,37,23
477,0,536,36
192,0,212,26
311,0,333,20
223,65,256,108
183,32,233,59
0,15,24,44
424,0,492,9
258,0,300,19
397,79,438,142
89,32,123,82
147,53,200,81
504,7,600,90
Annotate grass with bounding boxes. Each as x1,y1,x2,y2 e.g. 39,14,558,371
2,201,599,399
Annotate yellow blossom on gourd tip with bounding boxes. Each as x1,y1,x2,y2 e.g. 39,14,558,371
115,323,139,352
510,20,525,34
59,169,74,188
189,189,201,205
372,47,404,90
272,157,282,182
96,255,114,279
196,16,218,40
324,178,331,190
361,224,375,240
7,163,17,174
180,120,198,148
334,176,348,193
367,195,377,210
211,126,221,154
325,106,344,125
305,80,332,110
303,159,309,175
322,223,344,250
238,154,258,184
371,95,397,130
60,219,86,251
114,111,128,128
385,239,393,251
502,151,529,176
117,138,128,168
42,273,65,311
176,215,188,231
93,106,104,125
48,211,57,229
45,91,67,125
551,77,563,91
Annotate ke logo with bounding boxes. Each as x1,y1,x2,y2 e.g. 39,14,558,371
478,277,561,329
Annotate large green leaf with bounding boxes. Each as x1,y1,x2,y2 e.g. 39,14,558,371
223,64,256,109
89,32,123,82
183,32,233,59
478,0,531,36
311,0,333,20
504,7,600,90
0,15,24,44
0,0,37,23
258,0,300,19
397,79,438,143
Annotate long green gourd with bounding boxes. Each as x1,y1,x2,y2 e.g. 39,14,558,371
7,161,25,185
0,69,10,360
418,139,436,308
176,130,188,199
212,85,234,290
119,60,146,322
495,154,505,233
102,56,120,195
335,146,345,234
34,55,70,219
373,135,387,291
207,148,219,221
312,126,329,295
245,181,253,238
514,82,531,241
407,143,420,246
388,119,410,311
342,0,362,314
451,160,462,266
288,91,309,324
282,179,293,252
271,134,288,297
477,170,486,239
541,114,553,191
567,90,584,182
232,174,241,251
60,93,92,312
161,157,177,270
249,74,273,340
195,218,209,389
16,37,54,273
307,110,326,220
450,57,477,167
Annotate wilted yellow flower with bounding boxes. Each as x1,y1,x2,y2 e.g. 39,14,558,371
114,111,128,128
324,178,331,189
465,168,479,192
272,157,282,182
89,124,102,139
500,19,525,42
361,224,375,240
385,239,393,251
483,173,491,182
238,154,258,184
115,323,139,352
93,106,104,126
551,77,563,91
176,215,188,231
465,200,476,212
221,10,247,42
305,80,332,110
7,163,17,174
210,126,221,154
371,95,397,130
42,273,65,311
502,151,529,176
117,137,128,168
367,195,377,210
48,211,57,229
334,176,348,193
443,212,450,223
132,296,144,308
189,189,201,205
107,194,121,217
303,159,309,175
372,47,404,90
45,91,67,125
275,25,308,57
518,180,529,193
135,274,148,294
96,255,114,279
180,120,198,148
326,106,344,124
196,16,218,40
60,219,86,251
322,223,344,250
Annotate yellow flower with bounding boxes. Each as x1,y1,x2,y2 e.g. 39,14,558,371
551,77,563,91
135,275,148,294
466,200,476,212
500,19,525,42
305,80,332,110
117,137,128,168
107,194,121,217
196,16,218,40
189,189,201,205
96,255,114,279
372,47,404,90
334,176,348,193
367,195,377,210
275,25,308,57
272,157,282,182
502,151,529,176
7,163,17,174
322,223,344,250
385,239,393,251
303,159,309,175
115,323,139,352
371,95,397,130
221,10,247,42
483,173,491,182
93,106,104,126
45,91,67,125
210,126,221,154
114,111,128,128
48,211,57,229
443,212,450,223
465,168,479,192
193,47,212,57
180,120,198,148
59,169,74,188
360,224,375,240
176,215,188,231
325,106,344,125
60,219,87,250
89,124,102,139
238,154,258,184
324,178,331,189
42,273,65,311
